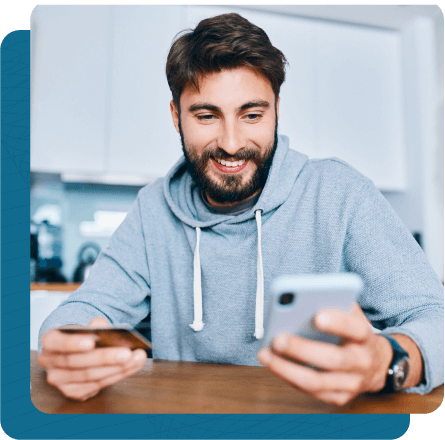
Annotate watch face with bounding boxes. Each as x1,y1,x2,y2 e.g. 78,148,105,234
393,358,410,391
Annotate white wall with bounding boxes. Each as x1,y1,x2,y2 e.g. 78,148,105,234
383,17,443,280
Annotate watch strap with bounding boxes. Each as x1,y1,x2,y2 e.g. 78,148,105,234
380,335,410,393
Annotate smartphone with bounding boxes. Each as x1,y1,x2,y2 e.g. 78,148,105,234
59,325,152,351
262,273,363,348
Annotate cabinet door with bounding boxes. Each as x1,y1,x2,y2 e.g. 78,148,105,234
314,21,407,191
185,6,318,158
31,6,109,173
106,6,183,179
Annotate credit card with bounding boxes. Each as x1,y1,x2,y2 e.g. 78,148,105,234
59,325,152,350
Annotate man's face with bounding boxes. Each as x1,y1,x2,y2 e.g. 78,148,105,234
170,67,279,205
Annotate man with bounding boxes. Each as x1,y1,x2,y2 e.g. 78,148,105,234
38,13,443,405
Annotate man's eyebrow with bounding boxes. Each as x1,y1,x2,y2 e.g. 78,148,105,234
187,100,271,113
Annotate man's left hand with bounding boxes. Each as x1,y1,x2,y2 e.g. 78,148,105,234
257,303,393,406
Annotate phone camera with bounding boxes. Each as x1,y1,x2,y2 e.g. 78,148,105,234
279,292,295,305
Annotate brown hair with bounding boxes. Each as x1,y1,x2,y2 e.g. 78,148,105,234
166,13,288,111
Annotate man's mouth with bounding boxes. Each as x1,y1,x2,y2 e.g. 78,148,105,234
211,158,249,173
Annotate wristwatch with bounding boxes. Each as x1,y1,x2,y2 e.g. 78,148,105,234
380,335,410,393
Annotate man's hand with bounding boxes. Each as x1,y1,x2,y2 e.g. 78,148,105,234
37,317,147,401
257,304,394,406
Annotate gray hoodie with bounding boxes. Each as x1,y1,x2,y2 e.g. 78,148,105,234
39,135,444,394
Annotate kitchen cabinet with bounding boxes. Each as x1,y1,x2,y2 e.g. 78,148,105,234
31,6,109,174
30,285,78,351
314,21,407,191
31,6,184,182
31,5,408,190
106,6,183,179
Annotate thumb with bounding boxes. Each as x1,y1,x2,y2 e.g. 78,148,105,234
88,317,110,328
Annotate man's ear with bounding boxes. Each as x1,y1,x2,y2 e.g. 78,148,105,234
170,100,180,134
276,97,280,121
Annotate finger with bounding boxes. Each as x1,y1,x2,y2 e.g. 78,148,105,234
47,349,146,385
40,329,97,354
51,351,146,401
132,349,148,365
88,317,110,328
313,304,371,342
97,355,146,388
40,346,133,369
80,389,101,401
58,381,101,401
258,348,362,395
47,364,130,385
317,391,356,407
83,389,102,401
272,333,370,372
59,354,147,399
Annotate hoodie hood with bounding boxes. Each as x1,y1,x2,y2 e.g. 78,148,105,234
163,135,308,339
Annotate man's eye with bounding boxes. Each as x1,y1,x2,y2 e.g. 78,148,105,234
197,113,262,121
246,114,262,121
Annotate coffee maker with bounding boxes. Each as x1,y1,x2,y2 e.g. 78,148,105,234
31,220,67,283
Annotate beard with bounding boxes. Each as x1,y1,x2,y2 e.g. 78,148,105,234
179,120,278,204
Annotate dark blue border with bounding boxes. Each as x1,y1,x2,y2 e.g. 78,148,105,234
1,30,410,439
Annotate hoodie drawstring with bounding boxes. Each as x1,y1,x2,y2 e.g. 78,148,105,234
189,211,265,339
254,209,264,339
190,226,204,331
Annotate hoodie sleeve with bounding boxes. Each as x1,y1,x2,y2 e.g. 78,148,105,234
38,195,151,353
343,180,444,394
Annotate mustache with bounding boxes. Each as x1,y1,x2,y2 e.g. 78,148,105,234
203,147,262,164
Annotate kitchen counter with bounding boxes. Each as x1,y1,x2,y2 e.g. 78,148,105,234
31,282,82,292
31,283,81,351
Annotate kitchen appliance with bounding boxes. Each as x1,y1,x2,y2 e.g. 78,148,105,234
32,220,67,283
73,242,101,282
30,230,38,282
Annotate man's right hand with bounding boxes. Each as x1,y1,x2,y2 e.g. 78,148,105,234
37,317,147,401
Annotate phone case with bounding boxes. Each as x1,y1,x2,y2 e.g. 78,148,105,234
262,273,363,348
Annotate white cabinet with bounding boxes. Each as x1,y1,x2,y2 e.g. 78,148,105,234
30,291,71,351
106,6,183,179
314,22,407,191
31,6,184,181
31,6,109,174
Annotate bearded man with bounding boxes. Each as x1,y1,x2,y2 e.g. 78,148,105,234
38,13,443,405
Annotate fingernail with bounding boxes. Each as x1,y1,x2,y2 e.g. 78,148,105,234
273,334,288,352
134,350,146,362
316,313,330,327
79,339,94,350
116,349,131,362
258,348,272,366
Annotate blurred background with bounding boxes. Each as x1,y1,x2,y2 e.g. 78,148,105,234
29,5,443,347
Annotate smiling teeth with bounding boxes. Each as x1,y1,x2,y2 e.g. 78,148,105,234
215,159,246,167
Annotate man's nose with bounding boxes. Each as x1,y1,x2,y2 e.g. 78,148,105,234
217,119,245,156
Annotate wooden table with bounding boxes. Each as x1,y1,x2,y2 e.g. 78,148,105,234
31,282,82,292
31,351,443,414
